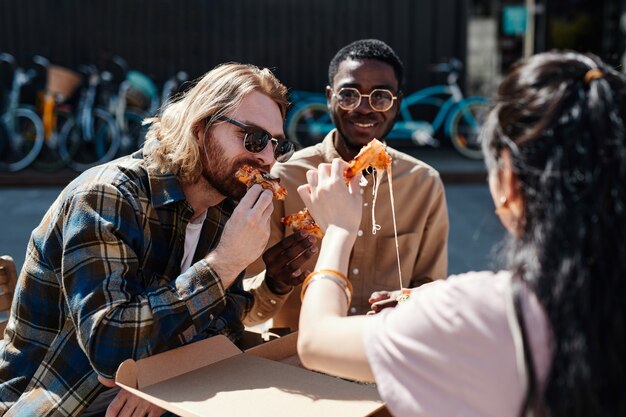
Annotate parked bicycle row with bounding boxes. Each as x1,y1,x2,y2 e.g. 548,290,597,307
1,54,489,174
0,52,189,172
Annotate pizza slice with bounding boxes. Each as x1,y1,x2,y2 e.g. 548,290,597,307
344,138,392,180
235,164,287,200
281,208,324,238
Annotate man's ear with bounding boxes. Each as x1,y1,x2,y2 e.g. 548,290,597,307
395,90,404,107
194,122,205,144
325,85,333,109
393,91,403,120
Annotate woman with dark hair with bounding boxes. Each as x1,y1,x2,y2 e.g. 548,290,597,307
295,50,626,417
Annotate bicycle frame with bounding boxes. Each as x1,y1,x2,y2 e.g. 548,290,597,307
77,71,99,141
57,64,121,171
2,65,34,133
390,84,461,141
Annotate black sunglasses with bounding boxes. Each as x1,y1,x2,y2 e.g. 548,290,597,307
217,116,294,163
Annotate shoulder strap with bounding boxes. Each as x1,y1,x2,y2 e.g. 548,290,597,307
511,277,540,417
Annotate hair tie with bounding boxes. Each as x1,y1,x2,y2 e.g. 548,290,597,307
584,69,603,85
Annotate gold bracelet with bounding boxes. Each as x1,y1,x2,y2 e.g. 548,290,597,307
314,269,353,295
300,271,352,306
301,270,353,298
301,274,351,306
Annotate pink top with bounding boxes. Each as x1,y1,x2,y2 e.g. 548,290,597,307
363,270,552,417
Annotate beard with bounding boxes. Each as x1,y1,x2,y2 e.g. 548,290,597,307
200,137,263,201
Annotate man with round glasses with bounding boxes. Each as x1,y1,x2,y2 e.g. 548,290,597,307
0,63,295,416
245,39,449,330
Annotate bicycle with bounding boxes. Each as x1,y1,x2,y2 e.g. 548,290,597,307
98,56,152,157
160,70,189,107
115,67,186,155
286,58,490,159
285,90,331,150
57,64,121,172
0,52,45,172
30,55,81,172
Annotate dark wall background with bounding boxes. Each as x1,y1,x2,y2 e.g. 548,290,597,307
0,0,468,92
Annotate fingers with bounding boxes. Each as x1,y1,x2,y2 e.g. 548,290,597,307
297,184,312,208
331,158,346,179
106,390,166,417
269,230,312,252
368,290,392,304
368,290,398,315
105,390,127,417
239,184,274,210
264,232,318,289
264,231,317,264
369,298,399,314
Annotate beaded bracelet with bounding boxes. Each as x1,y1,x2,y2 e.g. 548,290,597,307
300,270,353,307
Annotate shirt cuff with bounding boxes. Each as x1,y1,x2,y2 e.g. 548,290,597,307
243,273,292,326
176,259,227,330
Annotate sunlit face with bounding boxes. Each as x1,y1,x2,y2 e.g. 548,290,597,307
199,90,284,200
326,58,400,150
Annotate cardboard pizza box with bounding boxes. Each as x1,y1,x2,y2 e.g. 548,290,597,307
115,332,389,417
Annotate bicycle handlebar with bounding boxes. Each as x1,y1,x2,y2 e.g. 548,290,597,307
0,52,16,69
430,58,463,75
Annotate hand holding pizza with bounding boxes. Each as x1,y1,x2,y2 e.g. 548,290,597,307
297,159,363,236
262,231,318,294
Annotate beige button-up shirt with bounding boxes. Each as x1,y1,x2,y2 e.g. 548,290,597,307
245,130,449,329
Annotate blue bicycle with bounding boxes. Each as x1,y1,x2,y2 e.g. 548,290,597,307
285,59,490,159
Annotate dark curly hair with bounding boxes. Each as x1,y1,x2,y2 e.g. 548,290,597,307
482,51,626,416
328,39,404,91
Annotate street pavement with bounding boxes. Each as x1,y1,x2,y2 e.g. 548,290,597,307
0,144,505,275
0,185,506,277
0,143,487,187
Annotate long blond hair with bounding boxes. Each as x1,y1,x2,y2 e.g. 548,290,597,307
144,63,288,184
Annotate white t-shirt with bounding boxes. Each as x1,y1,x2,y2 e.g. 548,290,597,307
364,271,552,417
181,211,207,272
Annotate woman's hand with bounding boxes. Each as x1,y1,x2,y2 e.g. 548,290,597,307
297,159,363,235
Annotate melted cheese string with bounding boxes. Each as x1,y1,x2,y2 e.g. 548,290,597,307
369,164,402,290
386,164,403,290
370,169,382,234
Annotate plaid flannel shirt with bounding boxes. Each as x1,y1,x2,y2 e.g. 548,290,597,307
0,151,252,416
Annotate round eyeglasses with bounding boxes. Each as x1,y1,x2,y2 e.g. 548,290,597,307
217,116,295,163
332,87,398,112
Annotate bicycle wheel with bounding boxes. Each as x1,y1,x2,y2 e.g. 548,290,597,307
0,107,45,172
59,107,121,172
32,108,76,172
118,110,148,155
449,101,490,160
286,102,332,148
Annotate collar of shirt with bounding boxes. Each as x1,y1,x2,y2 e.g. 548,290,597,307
133,146,187,208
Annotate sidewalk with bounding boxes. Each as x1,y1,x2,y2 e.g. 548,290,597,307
0,145,487,187
405,145,486,184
